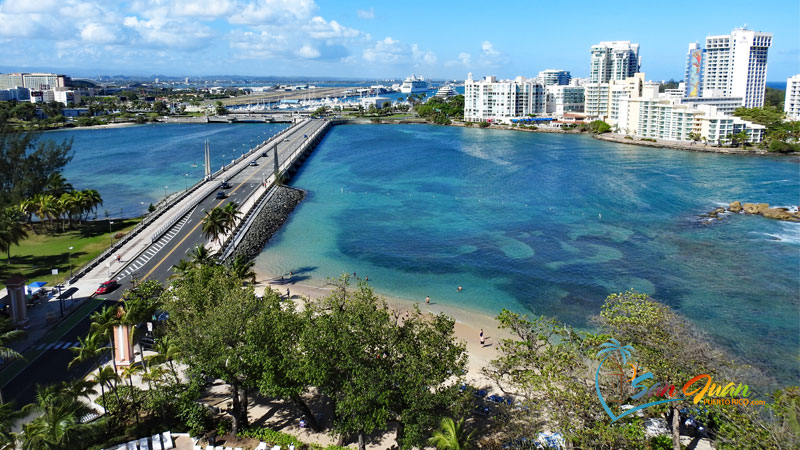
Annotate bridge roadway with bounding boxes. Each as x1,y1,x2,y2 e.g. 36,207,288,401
2,118,329,407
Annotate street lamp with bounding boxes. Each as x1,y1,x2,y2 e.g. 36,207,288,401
164,185,168,200
108,220,114,246
185,173,189,190
68,246,74,279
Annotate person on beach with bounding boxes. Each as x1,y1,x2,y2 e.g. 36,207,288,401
458,285,463,292
116,254,121,263
480,329,485,346
425,296,430,304
365,275,368,281
287,288,291,299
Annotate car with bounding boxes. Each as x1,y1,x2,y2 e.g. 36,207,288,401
282,138,290,142
216,191,226,199
249,161,258,166
262,151,268,157
220,181,232,189
95,280,119,295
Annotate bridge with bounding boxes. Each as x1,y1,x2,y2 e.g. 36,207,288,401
1,118,336,406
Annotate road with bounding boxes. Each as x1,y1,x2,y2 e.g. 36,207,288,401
2,119,328,407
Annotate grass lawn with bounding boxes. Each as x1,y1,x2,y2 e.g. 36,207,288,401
0,218,142,290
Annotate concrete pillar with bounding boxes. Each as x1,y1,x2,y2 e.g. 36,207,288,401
4,274,29,328
113,307,134,366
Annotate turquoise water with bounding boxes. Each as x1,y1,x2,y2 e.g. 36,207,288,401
254,124,800,385
50,123,287,217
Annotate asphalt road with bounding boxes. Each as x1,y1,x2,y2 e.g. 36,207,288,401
3,119,327,407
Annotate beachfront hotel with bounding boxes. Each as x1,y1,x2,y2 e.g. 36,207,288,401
701,27,772,108
785,74,800,120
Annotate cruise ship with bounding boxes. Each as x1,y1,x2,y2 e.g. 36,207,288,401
434,85,458,99
399,75,429,93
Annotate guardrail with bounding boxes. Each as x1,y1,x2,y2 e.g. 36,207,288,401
68,121,301,284
218,120,333,261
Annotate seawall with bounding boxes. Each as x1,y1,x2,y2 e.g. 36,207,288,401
226,185,305,263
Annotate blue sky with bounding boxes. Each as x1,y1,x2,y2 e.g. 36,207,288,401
0,0,797,81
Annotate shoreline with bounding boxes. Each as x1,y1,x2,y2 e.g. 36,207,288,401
251,268,510,389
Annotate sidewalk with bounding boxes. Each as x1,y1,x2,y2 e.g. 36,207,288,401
1,121,304,359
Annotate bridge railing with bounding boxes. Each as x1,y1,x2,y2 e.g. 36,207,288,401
68,122,300,284
218,120,332,261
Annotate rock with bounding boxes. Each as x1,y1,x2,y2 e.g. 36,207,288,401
742,203,759,214
644,418,670,437
756,203,770,214
763,207,800,222
729,201,742,213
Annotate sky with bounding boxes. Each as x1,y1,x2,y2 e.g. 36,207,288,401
0,0,797,81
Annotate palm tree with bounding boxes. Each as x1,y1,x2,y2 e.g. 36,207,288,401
89,306,121,374
0,318,24,404
92,366,121,413
68,331,109,371
21,384,97,450
428,417,475,450
229,254,256,284
81,189,102,221
221,201,242,232
19,198,37,232
35,194,58,232
0,207,28,263
0,401,21,449
145,335,182,384
188,244,215,267
59,379,96,402
201,207,227,247
121,364,143,424
44,173,73,197
170,258,195,279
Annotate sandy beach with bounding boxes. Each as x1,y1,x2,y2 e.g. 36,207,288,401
252,267,512,391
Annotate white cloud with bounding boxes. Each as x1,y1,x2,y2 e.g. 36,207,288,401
296,44,320,59
123,15,214,50
229,0,317,25
479,40,507,65
363,37,436,66
168,0,236,17
0,0,59,14
356,8,374,19
459,52,471,65
80,22,119,44
304,16,360,39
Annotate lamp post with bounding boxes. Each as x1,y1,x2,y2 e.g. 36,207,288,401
185,173,188,191
108,220,114,246
68,246,74,279
164,185,168,200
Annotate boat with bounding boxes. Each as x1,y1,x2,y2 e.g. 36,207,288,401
434,85,458,99
399,75,429,94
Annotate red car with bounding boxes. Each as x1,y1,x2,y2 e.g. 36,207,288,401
94,280,119,295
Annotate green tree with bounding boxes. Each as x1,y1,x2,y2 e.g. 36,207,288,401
162,265,265,435
0,127,73,209
221,201,241,232
427,417,475,450
91,366,121,414
589,120,612,134
201,207,227,246
0,401,22,448
152,101,169,115
21,384,101,450
228,254,255,284
0,207,27,262
215,101,228,116
188,244,216,267
0,318,24,404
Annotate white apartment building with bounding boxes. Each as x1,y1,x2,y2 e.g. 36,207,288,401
53,88,80,106
585,41,640,119
29,89,56,104
537,70,571,86
545,85,584,115
703,28,772,108
679,96,743,115
463,73,545,123
785,74,800,120
618,95,765,145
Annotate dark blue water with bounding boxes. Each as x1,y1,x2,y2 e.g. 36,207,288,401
255,124,800,385
49,123,287,217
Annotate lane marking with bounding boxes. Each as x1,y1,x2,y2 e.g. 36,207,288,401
140,121,321,282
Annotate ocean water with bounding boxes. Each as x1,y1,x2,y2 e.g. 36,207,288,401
254,124,800,385
49,123,288,217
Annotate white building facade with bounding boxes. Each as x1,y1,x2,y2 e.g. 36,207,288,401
545,85,585,115
463,73,545,123
703,28,772,108
537,70,571,86
585,41,640,119
785,74,800,120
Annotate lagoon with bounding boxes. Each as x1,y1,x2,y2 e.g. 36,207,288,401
253,124,800,386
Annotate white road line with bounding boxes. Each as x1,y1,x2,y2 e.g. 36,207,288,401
46,343,58,350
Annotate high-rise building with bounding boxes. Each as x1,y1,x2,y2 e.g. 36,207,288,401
684,43,704,98
785,75,800,120
537,70,571,86
463,73,545,123
589,41,640,83
702,27,772,108
545,85,584,115
585,41,640,119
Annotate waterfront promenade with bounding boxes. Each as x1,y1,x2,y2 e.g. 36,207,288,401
0,118,331,406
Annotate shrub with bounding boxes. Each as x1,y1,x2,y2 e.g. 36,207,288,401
624,135,633,140
239,428,349,450
478,121,490,128
114,232,126,239
588,120,611,134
